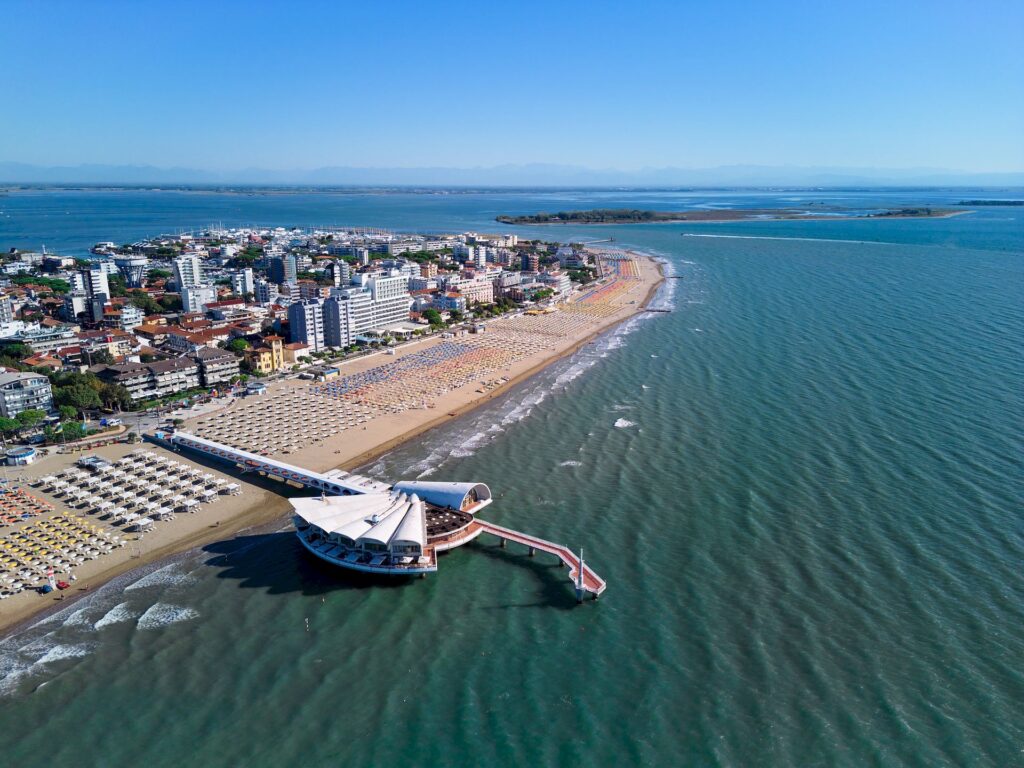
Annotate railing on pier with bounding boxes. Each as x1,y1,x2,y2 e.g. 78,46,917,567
473,518,607,600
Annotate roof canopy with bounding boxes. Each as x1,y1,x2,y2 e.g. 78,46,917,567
392,481,491,511
291,491,427,552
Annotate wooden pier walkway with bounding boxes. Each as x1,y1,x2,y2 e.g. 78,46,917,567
473,519,607,600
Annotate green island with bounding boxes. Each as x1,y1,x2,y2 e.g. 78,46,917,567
496,206,960,225
956,199,1023,206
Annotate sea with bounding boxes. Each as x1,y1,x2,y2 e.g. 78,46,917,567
0,187,1021,767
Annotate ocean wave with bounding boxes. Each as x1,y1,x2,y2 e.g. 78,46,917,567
136,603,199,631
125,563,195,592
62,608,94,628
614,419,636,429
0,658,29,697
14,634,59,659
449,430,491,459
559,460,582,467
94,602,139,630
33,643,94,667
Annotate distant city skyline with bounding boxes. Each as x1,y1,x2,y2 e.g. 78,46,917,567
2,0,1022,176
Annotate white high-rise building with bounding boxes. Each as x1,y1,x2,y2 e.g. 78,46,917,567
181,284,217,313
288,299,326,352
173,253,203,288
324,289,374,348
119,304,145,331
326,260,350,287
70,267,110,300
231,268,255,297
352,271,412,329
254,279,275,306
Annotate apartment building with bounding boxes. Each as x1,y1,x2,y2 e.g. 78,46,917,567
0,372,55,418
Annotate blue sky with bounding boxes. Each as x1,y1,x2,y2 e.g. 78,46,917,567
2,0,1022,172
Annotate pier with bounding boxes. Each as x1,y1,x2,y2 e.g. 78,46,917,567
473,519,607,600
170,430,605,603
169,432,390,496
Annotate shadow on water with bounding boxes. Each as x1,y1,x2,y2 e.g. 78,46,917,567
200,532,586,610
202,532,410,597
467,539,583,611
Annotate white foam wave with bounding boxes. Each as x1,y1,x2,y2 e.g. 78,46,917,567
0,658,30,697
559,460,582,467
62,608,94,628
15,634,59,659
136,603,199,631
610,404,633,412
94,602,139,630
34,643,94,667
614,419,636,429
450,430,490,458
125,563,195,592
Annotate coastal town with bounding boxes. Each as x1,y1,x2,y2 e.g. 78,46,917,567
0,224,659,626
0,226,597,424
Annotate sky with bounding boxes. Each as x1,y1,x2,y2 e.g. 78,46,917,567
1,0,1023,174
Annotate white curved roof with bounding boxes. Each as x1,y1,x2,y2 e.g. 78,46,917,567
291,493,390,533
291,491,427,552
392,496,426,549
391,481,491,510
358,495,414,548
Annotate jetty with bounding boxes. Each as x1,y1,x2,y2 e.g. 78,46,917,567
167,431,606,603
474,519,606,600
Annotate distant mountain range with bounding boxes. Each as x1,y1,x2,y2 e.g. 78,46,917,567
2,161,1023,188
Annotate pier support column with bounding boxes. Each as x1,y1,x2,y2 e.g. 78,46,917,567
499,538,506,549
528,546,535,557
576,588,584,604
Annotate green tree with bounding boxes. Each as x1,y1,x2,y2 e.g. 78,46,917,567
11,275,69,293
107,274,128,297
55,384,102,411
100,383,132,410
159,294,182,312
1,343,31,360
15,409,46,428
0,417,22,436
58,405,78,421
129,290,162,314
60,421,86,441
422,309,442,326
226,338,250,353
87,348,115,366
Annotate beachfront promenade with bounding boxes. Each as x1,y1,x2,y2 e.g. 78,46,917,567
169,431,606,600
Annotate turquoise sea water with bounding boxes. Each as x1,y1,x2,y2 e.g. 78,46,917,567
0,189,1021,766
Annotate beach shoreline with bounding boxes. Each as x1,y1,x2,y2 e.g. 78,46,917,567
0,251,665,638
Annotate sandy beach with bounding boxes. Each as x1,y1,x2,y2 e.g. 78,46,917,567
0,251,663,636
